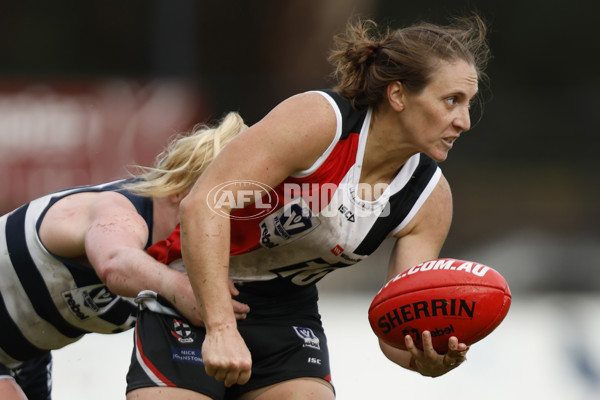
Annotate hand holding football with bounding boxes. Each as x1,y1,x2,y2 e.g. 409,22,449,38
368,258,511,354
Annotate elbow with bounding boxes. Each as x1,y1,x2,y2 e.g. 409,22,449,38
180,193,202,220
94,250,124,291
179,194,193,218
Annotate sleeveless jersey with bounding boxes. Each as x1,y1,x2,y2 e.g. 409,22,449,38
151,90,441,295
0,179,151,367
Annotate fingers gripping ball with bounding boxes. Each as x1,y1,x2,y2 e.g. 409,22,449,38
368,258,511,354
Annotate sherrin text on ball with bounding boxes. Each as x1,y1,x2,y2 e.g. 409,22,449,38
368,258,511,353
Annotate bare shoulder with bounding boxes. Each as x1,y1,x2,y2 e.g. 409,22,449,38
395,173,453,239
39,190,141,257
217,91,338,177
48,190,137,218
257,91,337,140
428,173,452,209
88,190,140,213
272,91,335,118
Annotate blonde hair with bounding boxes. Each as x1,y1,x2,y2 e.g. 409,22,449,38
126,112,247,198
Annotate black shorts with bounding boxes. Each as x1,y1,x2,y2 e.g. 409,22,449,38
0,352,52,400
126,285,332,400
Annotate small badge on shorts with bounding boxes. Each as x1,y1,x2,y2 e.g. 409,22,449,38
171,318,195,343
293,326,320,350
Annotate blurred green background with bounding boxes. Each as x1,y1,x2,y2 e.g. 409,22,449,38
1,0,599,294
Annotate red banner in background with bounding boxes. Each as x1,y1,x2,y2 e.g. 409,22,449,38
0,80,210,213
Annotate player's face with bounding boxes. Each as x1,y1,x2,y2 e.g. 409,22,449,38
401,60,479,162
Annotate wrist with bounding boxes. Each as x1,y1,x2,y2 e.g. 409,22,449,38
204,318,237,333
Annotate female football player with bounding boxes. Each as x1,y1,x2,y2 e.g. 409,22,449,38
127,14,490,400
0,113,248,400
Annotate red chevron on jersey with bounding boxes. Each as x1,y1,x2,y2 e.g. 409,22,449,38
229,131,360,255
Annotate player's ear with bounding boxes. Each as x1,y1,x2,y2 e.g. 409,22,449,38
387,81,406,112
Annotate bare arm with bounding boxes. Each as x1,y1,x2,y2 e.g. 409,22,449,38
379,174,469,377
179,92,337,386
39,191,211,325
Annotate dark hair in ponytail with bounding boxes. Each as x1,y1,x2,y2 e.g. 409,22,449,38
328,15,490,111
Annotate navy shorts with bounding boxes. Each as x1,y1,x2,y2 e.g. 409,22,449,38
126,285,333,399
0,352,52,400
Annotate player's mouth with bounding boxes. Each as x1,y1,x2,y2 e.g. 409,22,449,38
442,137,458,148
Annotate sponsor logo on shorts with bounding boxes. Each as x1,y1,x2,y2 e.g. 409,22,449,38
171,319,196,343
293,326,320,350
170,347,203,365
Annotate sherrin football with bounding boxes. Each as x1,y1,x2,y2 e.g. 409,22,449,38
368,258,511,354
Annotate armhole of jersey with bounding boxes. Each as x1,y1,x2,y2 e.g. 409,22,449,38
290,90,343,178
388,166,442,237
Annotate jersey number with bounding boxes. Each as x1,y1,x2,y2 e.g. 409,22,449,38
270,258,353,285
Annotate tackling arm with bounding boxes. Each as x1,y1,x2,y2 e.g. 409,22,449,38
39,191,207,325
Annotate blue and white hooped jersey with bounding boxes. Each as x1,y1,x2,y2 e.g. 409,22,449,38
152,90,441,294
0,179,152,367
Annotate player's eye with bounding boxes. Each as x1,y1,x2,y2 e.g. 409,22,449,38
446,97,457,106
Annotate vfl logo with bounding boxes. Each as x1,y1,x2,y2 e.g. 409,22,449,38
293,326,320,350
259,199,321,249
275,204,313,237
62,284,120,320
206,180,278,220
171,319,195,343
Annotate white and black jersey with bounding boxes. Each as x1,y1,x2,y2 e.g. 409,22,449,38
0,179,151,367
150,90,441,295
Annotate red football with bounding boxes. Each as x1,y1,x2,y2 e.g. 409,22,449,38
368,258,511,354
